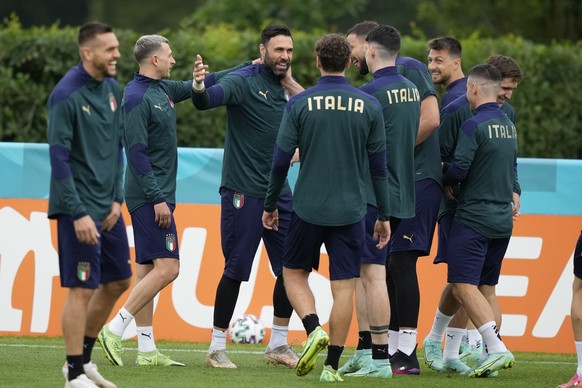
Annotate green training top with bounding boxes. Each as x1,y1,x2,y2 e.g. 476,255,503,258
47,64,124,221
360,66,420,219
123,73,193,212
439,95,520,216
396,56,442,185
264,76,389,226
192,64,291,198
444,102,518,238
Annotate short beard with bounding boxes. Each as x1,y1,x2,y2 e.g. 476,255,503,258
95,61,115,78
264,55,288,79
358,59,369,76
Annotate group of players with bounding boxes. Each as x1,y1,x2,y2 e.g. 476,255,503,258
47,18,580,388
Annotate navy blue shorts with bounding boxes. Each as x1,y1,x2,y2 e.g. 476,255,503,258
130,203,179,264
434,213,454,264
57,215,132,289
447,221,510,286
283,213,365,281
361,205,388,265
573,231,582,279
390,178,442,256
220,188,292,281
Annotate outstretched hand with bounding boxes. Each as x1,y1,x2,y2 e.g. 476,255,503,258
193,54,208,84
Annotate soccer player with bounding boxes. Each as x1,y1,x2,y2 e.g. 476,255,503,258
423,55,523,374
558,230,582,388
48,22,131,388
261,33,391,382
426,63,518,378
427,36,466,108
192,25,303,369
97,34,198,367
339,25,419,379
345,20,441,375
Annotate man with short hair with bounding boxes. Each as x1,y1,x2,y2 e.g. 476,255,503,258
427,36,466,108
262,33,391,382
192,25,303,369
97,34,198,367
345,20,441,375
423,55,523,374
424,63,518,378
339,24,419,379
48,22,132,388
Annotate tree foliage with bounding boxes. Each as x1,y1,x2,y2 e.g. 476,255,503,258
180,0,367,32
417,0,582,43
1,16,582,158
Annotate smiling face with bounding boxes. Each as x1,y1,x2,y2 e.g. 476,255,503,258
346,32,369,75
82,32,120,80
427,49,459,86
261,35,293,78
155,42,176,79
497,77,519,107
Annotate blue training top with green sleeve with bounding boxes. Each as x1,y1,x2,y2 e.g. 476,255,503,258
192,64,291,198
47,63,124,221
122,73,193,212
264,76,389,226
396,56,442,186
444,102,518,238
360,66,420,219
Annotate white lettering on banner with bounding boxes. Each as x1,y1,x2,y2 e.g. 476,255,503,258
171,227,333,330
499,236,542,337
0,206,572,340
532,251,574,338
0,207,59,332
498,236,571,338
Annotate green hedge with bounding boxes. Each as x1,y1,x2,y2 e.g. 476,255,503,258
1,19,581,158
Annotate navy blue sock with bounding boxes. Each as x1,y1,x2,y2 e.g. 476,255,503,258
324,345,344,370
357,331,371,350
83,336,96,364
372,343,389,360
66,355,84,381
301,314,320,335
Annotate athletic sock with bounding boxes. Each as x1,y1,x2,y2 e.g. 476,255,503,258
388,330,399,356
108,307,134,337
82,336,96,364
478,321,507,353
302,314,320,335
209,328,227,352
66,355,84,381
324,345,344,370
443,327,465,361
372,343,389,360
467,329,482,350
267,324,288,351
357,331,372,350
398,329,417,356
576,341,582,377
427,309,453,342
137,326,157,353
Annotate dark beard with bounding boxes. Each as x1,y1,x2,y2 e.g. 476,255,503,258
358,59,369,76
264,55,288,79
94,61,115,78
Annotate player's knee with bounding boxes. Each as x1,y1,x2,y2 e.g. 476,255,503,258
158,261,180,283
102,278,131,297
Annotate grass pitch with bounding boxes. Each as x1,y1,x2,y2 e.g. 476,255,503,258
0,336,575,387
